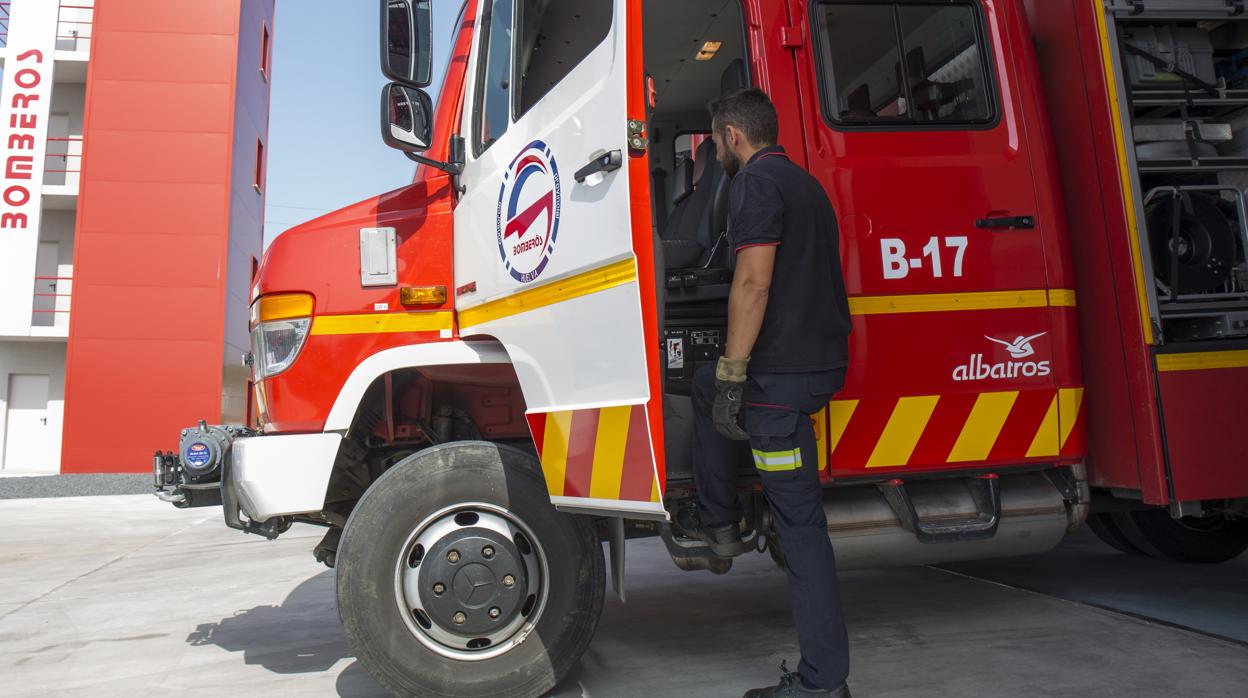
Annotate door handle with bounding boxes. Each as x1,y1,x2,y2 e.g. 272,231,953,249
40,417,47,425
574,150,623,183
975,215,1035,230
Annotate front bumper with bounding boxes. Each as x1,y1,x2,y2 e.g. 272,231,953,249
155,428,342,535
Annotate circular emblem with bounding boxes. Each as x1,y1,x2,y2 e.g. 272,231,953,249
496,140,561,283
185,442,211,468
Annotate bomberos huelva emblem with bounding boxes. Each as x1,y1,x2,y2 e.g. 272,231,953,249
496,140,561,283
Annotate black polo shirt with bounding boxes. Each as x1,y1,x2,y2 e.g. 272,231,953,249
729,145,852,373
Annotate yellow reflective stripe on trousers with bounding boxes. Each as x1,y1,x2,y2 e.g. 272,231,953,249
752,448,803,472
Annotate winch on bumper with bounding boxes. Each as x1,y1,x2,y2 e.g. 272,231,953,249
154,421,342,539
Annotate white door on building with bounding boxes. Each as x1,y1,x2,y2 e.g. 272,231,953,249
47,113,70,187
3,374,56,472
32,241,58,327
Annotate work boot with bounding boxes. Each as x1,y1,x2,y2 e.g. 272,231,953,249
742,662,851,698
676,506,745,557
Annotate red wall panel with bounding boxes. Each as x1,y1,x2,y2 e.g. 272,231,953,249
62,0,274,473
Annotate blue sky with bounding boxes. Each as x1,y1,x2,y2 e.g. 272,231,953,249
264,0,463,244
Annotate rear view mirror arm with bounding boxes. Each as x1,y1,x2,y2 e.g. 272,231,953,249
404,151,463,176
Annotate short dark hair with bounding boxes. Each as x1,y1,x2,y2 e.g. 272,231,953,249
708,88,779,147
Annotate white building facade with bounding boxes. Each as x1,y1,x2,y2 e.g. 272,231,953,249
0,0,92,472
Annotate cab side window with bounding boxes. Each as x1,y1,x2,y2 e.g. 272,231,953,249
812,1,995,128
514,0,613,117
475,0,514,155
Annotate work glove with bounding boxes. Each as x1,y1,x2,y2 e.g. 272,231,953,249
713,356,750,441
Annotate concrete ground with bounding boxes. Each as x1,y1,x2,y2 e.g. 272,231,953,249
1,495,1245,697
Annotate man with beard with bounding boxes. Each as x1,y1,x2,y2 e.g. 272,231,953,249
686,87,854,698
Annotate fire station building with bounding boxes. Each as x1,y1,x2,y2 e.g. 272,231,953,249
0,0,273,474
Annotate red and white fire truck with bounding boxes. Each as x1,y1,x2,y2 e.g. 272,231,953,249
155,0,1248,695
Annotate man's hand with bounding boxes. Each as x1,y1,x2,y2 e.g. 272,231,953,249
713,356,750,441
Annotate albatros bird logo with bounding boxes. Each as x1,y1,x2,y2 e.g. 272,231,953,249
984,332,1046,359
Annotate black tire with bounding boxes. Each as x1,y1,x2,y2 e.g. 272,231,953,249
1111,509,1248,564
337,441,605,698
1085,513,1143,555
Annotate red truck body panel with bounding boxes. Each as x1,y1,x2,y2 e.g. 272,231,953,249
248,0,1246,509
1025,0,1248,504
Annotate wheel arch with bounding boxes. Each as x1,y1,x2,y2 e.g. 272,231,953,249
324,340,517,433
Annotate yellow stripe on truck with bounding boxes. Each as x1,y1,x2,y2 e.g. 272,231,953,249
849,290,1052,316
458,258,637,328
1026,394,1061,458
310,311,453,336
589,405,632,500
1092,0,1155,345
540,410,574,497
1156,350,1248,372
867,395,940,468
1058,388,1085,450
948,391,1019,463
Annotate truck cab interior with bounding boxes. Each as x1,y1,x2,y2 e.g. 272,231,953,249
641,0,749,482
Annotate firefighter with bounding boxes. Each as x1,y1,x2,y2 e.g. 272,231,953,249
688,88,854,698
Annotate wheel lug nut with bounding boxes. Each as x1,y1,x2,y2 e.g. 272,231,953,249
483,545,495,559
502,574,515,588
447,550,460,563
452,612,466,625
488,607,501,619
432,583,446,595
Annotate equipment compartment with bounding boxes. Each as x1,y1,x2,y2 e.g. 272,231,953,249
1115,13,1248,342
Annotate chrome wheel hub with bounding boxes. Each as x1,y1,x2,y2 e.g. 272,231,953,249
395,503,547,660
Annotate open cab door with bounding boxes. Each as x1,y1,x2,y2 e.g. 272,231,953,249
452,0,665,517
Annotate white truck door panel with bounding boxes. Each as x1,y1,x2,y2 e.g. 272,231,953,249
453,0,661,514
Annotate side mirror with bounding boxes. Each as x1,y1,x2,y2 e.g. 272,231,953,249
381,0,432,88
382,83,434,152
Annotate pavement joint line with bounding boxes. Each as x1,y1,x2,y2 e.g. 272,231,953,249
925,564,1248,649
0,519,206,624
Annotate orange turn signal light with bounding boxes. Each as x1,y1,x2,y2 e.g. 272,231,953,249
400,285,448,306
253,292,315,324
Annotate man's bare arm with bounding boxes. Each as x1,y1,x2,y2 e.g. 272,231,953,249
725,245,777,361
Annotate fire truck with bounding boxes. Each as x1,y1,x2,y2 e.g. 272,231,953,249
154,0,1248,695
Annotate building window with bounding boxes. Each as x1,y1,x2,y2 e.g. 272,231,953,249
260,23,271,80
254,139,265,194
811,1,996,128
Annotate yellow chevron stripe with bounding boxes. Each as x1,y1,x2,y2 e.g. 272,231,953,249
540,411,573,497
1156,350,1248,372
650,469,661,503
948,391,1019,462
867,395,940,468
849,290,1049,316
310,311,453,336
458,258,637,327
1026,393,1061,458
827,400,858,453
589,406,631,500
1058,388,1085,449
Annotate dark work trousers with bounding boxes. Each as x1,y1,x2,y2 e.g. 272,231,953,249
692,365,850,689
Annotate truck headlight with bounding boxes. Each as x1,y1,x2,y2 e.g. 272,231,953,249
250,293,314,379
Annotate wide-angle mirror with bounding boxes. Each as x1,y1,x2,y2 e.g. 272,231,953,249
382,0,432,87
381,83,434,151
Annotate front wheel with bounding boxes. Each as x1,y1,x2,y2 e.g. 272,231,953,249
337,442,605,698
1112,509,1248,563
